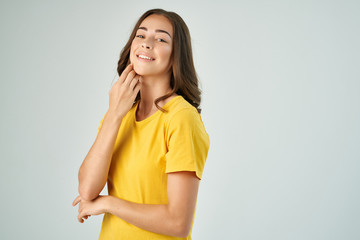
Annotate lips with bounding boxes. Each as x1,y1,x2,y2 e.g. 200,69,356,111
136,52,155,61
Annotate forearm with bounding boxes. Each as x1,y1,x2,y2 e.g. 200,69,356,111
78,111,123,201
105,196,185,238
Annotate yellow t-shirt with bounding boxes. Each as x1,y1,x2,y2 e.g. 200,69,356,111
97,95,210,240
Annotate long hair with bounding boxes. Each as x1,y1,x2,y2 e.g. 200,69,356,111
117,8,203,114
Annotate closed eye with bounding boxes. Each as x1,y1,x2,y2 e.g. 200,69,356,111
158,38,167,43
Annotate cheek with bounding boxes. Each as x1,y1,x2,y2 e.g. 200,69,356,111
159,46,172,61
130,40,138,61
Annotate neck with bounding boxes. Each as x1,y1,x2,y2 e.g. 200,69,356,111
137,73,173,114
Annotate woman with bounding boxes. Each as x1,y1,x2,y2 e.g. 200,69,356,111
72,8,210,239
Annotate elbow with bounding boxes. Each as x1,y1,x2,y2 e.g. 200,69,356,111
176,230,190,238
172,218,191,238
179,225,191,238
78,173,105,201
78,186,99,201
175,226,190,238
167,205,193,238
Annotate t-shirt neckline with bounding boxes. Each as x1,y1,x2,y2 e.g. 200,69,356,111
134,95,182,125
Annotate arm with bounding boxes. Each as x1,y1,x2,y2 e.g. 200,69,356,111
105,171,200,238
78,111,123,201
78,64,141,201
73,171,200,237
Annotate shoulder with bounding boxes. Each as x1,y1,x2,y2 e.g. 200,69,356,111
165,96,209,139
166,96,199,119
165,97,201,126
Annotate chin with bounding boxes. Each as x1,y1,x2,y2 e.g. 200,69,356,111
133,64,145,75
130,57,146,75
133,63,157,76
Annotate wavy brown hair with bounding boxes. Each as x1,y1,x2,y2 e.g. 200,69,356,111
116,8,203,114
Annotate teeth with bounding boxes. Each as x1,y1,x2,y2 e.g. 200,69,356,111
138,55,153,60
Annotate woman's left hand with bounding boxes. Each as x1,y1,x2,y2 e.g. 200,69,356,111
72,195,108,223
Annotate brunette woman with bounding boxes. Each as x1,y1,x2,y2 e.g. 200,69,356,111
72,8,210,239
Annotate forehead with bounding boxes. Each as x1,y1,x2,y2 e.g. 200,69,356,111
139,14,173,36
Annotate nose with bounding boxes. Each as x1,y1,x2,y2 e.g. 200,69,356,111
141,40,153,50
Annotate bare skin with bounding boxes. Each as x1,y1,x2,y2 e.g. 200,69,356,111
73,14,199,238
129,14,179,120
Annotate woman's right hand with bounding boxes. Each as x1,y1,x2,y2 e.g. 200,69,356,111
108,64,141,120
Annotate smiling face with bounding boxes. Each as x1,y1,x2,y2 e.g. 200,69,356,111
129,14,173,77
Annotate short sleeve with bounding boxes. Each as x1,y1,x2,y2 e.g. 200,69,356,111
165,108,210,180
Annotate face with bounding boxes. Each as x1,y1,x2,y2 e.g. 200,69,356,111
130,14,173,77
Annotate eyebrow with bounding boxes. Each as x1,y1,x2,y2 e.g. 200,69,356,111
137,27,172,39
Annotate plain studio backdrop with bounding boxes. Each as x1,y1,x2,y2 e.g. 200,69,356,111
0,0,359,239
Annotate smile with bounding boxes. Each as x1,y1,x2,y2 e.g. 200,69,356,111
136,53,155,61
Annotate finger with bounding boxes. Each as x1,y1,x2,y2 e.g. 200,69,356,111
119,64,133,83
78,213,85,223
124,70,136,86
132,78,141,95
72,195,81,206
129,75,140,90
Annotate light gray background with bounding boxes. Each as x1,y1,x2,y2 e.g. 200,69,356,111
0,0,359,239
